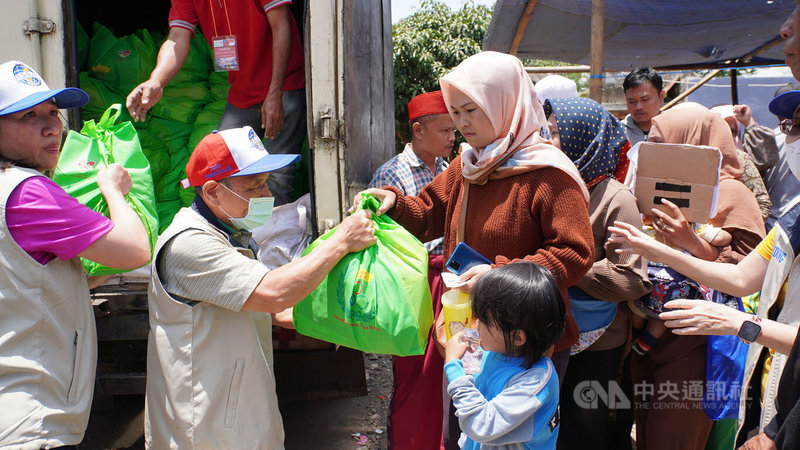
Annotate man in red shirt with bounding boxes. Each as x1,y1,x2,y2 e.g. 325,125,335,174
126,0,305,205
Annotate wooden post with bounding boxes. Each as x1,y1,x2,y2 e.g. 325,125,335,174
589,0,604,102
510,0,541,56
730,69,739,105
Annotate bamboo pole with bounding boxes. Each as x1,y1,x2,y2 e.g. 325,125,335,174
589,0,604,102
525,65,591,73
663,76,681,95
510,0,541,56
661,69,721,111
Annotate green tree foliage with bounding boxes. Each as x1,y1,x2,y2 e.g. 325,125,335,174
392,0,492,151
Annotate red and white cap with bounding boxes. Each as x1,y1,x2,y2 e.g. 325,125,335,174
183,126,300,188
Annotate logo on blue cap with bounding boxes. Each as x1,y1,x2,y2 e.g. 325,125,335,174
248,128,266,152
12,64,42,87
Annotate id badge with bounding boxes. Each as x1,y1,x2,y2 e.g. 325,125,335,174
212,35,239,72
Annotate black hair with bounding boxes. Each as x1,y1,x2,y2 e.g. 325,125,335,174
623,67,663,93
408,114,436,136
471,262,565,369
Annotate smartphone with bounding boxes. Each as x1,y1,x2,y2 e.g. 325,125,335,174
446,242,492,275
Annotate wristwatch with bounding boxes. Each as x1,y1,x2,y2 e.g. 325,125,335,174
737,315,763,344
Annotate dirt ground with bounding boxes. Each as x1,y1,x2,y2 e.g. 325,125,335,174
282,352,393,449
83,352,393,449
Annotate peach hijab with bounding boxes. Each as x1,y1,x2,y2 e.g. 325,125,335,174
439,51,589,202
649,102,764,237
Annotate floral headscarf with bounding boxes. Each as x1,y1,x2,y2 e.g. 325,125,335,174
545,97,631,188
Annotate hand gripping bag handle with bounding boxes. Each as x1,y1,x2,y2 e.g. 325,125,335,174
81,103,123,166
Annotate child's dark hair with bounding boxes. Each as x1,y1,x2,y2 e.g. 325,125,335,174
471,262,565,369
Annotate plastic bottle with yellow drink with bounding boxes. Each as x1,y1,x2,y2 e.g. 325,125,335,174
441,289,472,340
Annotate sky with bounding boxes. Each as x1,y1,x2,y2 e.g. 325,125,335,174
391,0,497,23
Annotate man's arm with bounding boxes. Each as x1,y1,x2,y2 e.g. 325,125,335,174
242,210,376,313
735,104,779,174
126,27,192,122
261,5,292,138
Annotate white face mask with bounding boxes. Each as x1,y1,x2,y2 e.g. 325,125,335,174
785,138,800,182
218,182,275,231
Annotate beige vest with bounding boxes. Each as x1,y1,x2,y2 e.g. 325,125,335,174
0,166,96,449
738,224,800,433
145,207,284,449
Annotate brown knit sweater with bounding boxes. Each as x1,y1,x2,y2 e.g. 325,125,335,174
386,156,595,352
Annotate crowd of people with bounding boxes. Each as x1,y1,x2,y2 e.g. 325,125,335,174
3,1,800,450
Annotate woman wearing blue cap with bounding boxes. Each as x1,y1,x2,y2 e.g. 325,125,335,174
0,61,150,448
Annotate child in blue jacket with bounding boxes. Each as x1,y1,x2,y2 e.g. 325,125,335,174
445,262,564,449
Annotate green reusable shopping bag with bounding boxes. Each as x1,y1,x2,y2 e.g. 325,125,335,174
149,84,211,124
53,104,158,275
293,193,434,356
87,24,156,95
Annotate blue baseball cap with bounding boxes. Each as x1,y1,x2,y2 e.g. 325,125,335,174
0,61,88,116
769,90,800,120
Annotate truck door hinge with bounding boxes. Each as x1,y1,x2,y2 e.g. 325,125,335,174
319,108,344,141
23,18,56,36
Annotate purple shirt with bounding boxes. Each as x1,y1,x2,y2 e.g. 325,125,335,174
7,176,114,264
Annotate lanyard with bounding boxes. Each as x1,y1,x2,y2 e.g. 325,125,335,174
209,0,233,36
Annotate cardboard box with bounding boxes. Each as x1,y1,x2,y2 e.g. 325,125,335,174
634,142,721,223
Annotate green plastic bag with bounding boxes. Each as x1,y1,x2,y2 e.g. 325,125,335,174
53,104,158,275
149,84,210,124
293,193,434,356
87,23,156,94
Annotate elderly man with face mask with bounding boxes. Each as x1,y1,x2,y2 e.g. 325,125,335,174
145,126,376,449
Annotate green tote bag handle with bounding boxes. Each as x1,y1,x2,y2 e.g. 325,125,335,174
80,103,124,166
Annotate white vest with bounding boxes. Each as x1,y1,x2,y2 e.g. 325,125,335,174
738,224,800,433
145,207,284,449
0,166,96,449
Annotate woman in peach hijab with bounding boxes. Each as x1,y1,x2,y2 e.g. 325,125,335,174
628,102,765,450
647,102,765,261
360,51,594,447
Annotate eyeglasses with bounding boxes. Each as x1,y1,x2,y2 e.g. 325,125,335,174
779,119,800,136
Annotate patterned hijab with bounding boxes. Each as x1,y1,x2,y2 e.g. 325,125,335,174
439,51,588,202
649,102,764,237
545,97,631,188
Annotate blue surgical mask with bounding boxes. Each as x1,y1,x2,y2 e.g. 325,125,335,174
219,182,275,231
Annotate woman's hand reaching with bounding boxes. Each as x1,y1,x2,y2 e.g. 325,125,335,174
349,188,397,215
608,220,672,263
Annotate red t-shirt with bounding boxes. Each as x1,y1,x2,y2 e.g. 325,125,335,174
169,0,305,109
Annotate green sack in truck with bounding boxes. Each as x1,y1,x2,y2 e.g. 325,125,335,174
293,193,434,356
53,104,158,276
87,23,156,95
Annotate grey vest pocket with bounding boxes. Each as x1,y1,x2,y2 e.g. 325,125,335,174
67,329,85,405
224,358,246,428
